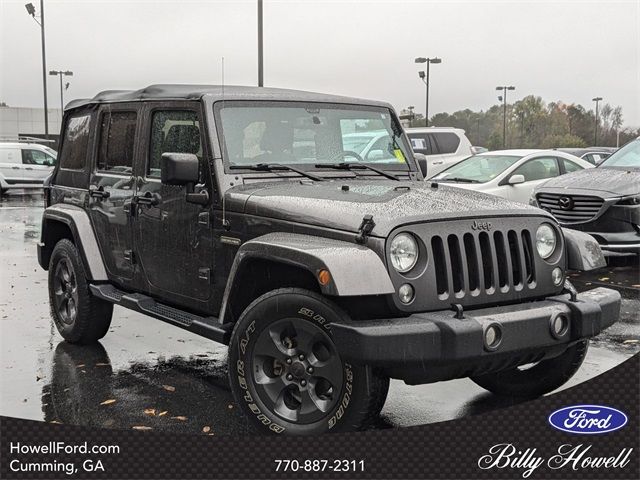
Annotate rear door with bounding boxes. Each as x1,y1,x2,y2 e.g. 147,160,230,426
87,105,140,283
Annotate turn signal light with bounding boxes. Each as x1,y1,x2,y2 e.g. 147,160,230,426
318,269,331,286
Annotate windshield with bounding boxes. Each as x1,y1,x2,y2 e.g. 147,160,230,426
599,139,640,168
216,103,412,170
432,154,523,183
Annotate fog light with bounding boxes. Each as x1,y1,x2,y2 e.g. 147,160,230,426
398,283,414,304
484,324,502,351
550,314,569,338
551,267,563,286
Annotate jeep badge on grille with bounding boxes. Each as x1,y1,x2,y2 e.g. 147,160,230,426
471,220,492,231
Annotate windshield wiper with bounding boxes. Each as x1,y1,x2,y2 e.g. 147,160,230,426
314,162,400,181
433,177,480,183
229,163,324,182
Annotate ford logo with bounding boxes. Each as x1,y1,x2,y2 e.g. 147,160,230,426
548,405,628,434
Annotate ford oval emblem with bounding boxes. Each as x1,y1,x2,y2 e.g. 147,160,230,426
548,405,628,434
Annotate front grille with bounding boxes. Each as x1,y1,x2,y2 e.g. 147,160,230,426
536,193,604,224
431,229,536,300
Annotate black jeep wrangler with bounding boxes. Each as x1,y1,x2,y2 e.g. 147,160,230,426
38,85,621,435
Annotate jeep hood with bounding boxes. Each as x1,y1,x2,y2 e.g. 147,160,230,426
225,180,544,237
536,167,640,198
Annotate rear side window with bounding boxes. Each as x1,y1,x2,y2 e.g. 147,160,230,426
432,132,460,154
149,110,201,178
59,114,91,170
408,134,434,155
97,111,137,173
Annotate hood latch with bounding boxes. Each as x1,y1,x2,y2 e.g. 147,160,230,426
355,215,375,244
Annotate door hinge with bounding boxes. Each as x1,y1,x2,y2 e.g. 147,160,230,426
355,215,375,244
198,268,211,282
123,249,136,264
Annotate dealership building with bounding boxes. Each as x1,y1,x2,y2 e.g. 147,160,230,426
0,106,63,148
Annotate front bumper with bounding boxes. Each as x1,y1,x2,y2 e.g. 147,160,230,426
331,287,621,384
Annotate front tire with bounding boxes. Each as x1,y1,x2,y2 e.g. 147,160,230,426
48,239,113,344
471,340,589,397
228,288,389,435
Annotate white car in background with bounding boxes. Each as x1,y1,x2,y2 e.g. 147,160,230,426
405,127,473,177
430,149,593,204
0,142,57,195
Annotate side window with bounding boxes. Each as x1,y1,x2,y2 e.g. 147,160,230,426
432,132,460,154
408,134,433,155
97,111,137,174
59,114,91,170
22,149,52,165
512,157,559,182
149,110,201,178
563,159,583,173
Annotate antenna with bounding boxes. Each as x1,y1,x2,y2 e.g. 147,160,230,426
221,56,230,230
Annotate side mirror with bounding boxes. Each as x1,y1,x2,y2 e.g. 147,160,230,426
414,152,428,178
508,174,525,185
161,153,199,185
367,149,384,161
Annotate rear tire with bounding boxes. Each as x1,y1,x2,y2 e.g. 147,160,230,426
471,340,589,397
228,288,389,435
48,239,113,344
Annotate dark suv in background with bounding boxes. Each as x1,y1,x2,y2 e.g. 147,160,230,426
38,85,620,435
534,138,640,254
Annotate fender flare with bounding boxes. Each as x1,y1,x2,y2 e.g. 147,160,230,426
219,232,394,321
40,204,108,281
562,228,607,271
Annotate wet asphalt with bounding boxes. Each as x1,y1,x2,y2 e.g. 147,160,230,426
1,193,638,435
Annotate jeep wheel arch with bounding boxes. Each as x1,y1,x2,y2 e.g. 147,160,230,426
219,233,395,324
39,204,108,281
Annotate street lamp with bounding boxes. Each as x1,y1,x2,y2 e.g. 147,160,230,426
49,70,73,112
25,1,49,139
415,57,442,127
592,96,603,145
257,0,263,86
496,85,515,148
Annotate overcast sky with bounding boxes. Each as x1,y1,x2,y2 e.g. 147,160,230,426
1,0,639,126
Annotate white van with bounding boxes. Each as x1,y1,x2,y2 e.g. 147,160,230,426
406,127,473,178
0,142,56,194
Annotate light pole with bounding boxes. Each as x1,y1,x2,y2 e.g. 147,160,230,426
415,57,441,127
257,0,263,87
592,96,602,145
496,85,515,148
49,70,73,112
25,1,49,139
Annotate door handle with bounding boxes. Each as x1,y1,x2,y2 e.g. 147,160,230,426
11,166,20,169
89,185,111,199
133,191,161,206
25,167,33,171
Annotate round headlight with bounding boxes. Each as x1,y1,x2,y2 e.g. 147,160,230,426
536,223,557,259
390,233,419,273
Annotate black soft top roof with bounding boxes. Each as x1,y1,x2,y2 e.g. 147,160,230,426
65,84,392,111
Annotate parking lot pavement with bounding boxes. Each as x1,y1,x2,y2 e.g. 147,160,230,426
1,193,638,434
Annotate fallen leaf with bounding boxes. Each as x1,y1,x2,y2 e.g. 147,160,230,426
132,426,153,431
598,277,610,281
162,385,176,392
632,284,640,288
100,399,117,406
227,404,234,409
95,363,111,367
144,408,156,416
50,420,62,424
202,426,211,433
158,411,168,417
76,364,85,368
622,339,639,344
171,416,187,421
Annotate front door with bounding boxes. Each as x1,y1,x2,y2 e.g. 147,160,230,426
505,156,560,203
21,147,55,182
133,104,214,308
88,106,140,283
